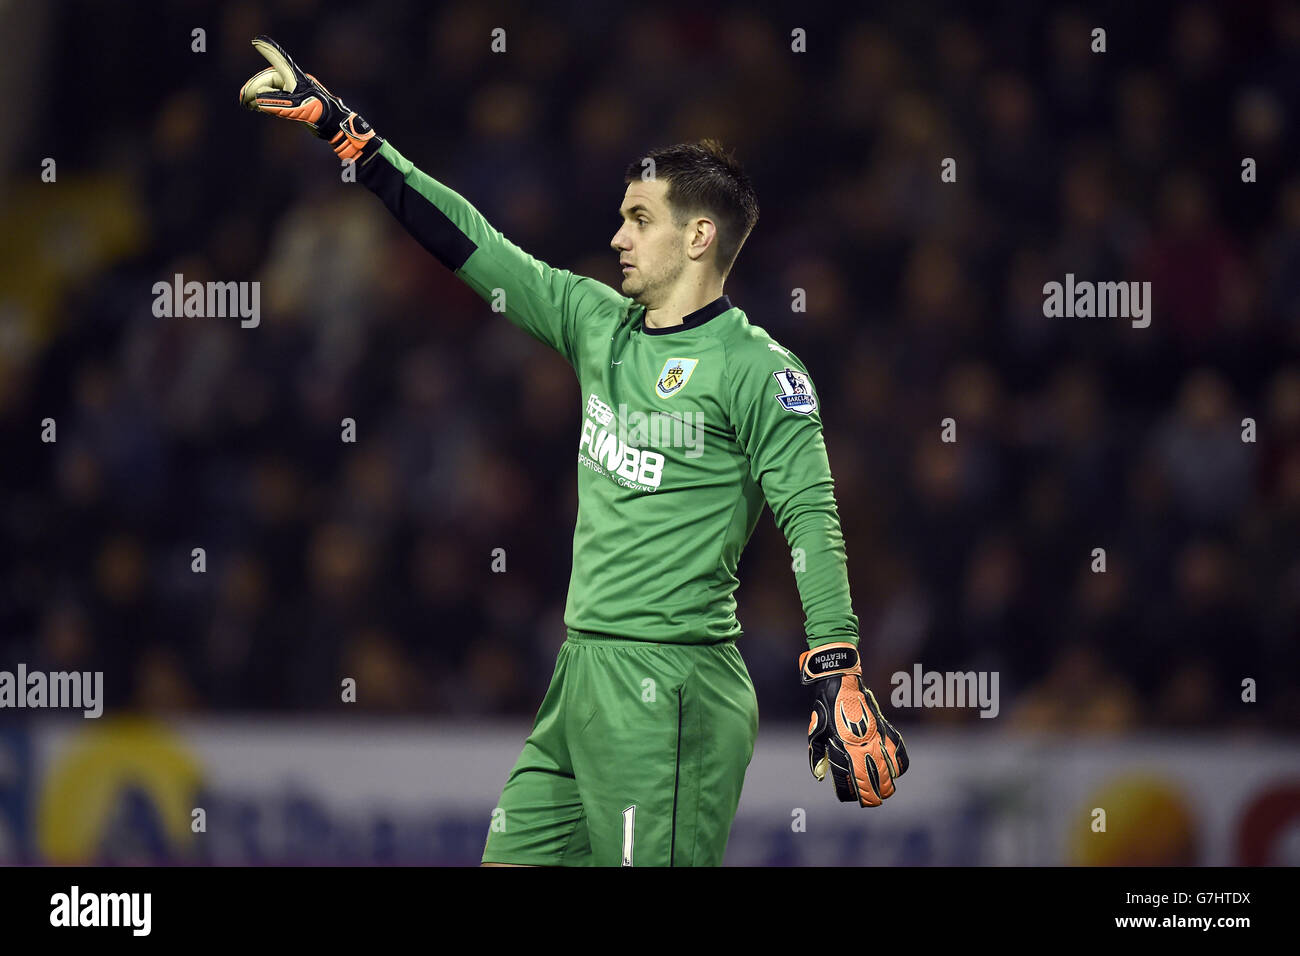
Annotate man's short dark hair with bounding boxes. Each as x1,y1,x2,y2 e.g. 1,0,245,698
624,139,760,279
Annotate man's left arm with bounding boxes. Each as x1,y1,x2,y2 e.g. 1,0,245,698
727,344,858,650
729,341,909,807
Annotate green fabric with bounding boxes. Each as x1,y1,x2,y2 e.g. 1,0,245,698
376,142,859,650
481,634,760,866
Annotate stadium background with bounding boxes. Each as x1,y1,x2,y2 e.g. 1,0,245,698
0,0,1296,864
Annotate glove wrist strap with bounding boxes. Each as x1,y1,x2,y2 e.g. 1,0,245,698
330,113,383,163
799,642,860,684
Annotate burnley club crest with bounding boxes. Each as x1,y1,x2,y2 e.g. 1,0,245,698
655,358,699,399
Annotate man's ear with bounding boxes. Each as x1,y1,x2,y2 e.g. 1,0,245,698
687,217,717,263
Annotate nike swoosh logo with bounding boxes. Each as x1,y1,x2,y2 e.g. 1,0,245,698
611,360,623,366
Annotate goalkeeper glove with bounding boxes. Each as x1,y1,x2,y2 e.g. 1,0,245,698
799,642,909,807
238,35,381,163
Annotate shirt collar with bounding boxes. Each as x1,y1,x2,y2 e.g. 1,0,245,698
640,294,733,335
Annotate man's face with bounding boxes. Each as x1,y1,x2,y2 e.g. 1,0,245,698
610,178,689,306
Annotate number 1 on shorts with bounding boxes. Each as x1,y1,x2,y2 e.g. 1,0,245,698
622,805,636,866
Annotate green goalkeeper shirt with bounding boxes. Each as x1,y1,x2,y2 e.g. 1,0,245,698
359,141,858,650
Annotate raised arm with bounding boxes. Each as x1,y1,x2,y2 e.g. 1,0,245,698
354,143,590,362
239,34,617,366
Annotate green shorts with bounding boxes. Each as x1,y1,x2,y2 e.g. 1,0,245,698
481,631,760,866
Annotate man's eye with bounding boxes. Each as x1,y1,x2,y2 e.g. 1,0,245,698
637,219,648,227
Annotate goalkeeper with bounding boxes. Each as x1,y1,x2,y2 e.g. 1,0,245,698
240,36,908,867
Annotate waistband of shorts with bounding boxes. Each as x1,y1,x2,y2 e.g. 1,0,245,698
564,628,737,648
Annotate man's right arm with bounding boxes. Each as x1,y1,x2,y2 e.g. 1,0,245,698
356,140,613,367
238,37,613,366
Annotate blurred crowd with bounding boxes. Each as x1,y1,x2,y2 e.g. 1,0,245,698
1,0,1297,730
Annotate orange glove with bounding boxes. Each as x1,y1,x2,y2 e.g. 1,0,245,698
239,35,380,164
799,642,909,807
